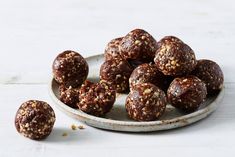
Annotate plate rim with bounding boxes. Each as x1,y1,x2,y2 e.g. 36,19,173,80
48,54,225,130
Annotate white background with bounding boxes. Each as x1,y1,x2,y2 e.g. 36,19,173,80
0,0,235,156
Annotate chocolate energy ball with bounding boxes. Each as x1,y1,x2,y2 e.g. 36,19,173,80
78,80,116,117
100,57,133,93
167,76,207,113
104,37,123,61
154,36,197,76
125,83,167,121
119,29,157,61
59,85,80,108
192,59,224,94
15,100,56,140
52,50,89,88
129,63,170,92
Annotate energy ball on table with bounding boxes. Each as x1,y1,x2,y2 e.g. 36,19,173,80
119,29,157,61
125,83,167,121
104,37,123,61
59,85,80,108
78,80,116,117
15,100,56,140
100,57,133,93
192,59,224,95
52,50,89,88
129,63,170,92
154,36,197,76
167,76,207,113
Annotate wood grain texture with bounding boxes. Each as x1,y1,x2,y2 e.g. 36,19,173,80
0,0,234,156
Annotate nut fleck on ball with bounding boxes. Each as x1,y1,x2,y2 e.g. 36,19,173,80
129,63,172,92
126,83,167,121
192,59,224,95
59,85,80,108
119,29,157,61
104,37,123,61
154,36,197,76
15,100,56,140
100,57,133,93
52,50,89,88
78,80,116,117
167,76,207,113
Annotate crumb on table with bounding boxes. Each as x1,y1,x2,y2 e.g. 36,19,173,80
62,132,68,137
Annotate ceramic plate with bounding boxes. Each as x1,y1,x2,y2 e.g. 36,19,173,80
49,54,225,132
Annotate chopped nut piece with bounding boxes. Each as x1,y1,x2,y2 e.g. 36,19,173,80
62,132,68,136
71,124,77,130
78,125,85,129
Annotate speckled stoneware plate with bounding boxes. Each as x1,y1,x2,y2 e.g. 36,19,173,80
49,54,225,132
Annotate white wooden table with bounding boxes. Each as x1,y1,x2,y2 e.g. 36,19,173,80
0,0,235,156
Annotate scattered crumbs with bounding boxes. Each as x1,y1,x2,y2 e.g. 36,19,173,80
62,132,68,137
78,125,85,130
71,124,77,130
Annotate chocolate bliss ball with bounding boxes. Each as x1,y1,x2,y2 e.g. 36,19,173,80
167,76,207,113
78,80,116,117
52,50,89,88
126,83,167,121
192,59,224,95
129,63,170,92
100,57,133,93
154,36,197,76
15,100,56,140
119,29,157,61
104,37,123,61
59,85,80,108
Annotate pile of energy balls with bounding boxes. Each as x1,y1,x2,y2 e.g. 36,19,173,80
14,28,224,140
53,28,224,121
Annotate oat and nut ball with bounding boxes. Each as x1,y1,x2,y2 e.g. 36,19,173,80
126,83,167,121
129,63,170,92
104,37,123,61
154,36,197,76
78,80,116,117
15,100,56,140
100,57,133,93
52,50,89,88
59,85,80,108
119,29,157,61
167,76,207,113
192,59,224,95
